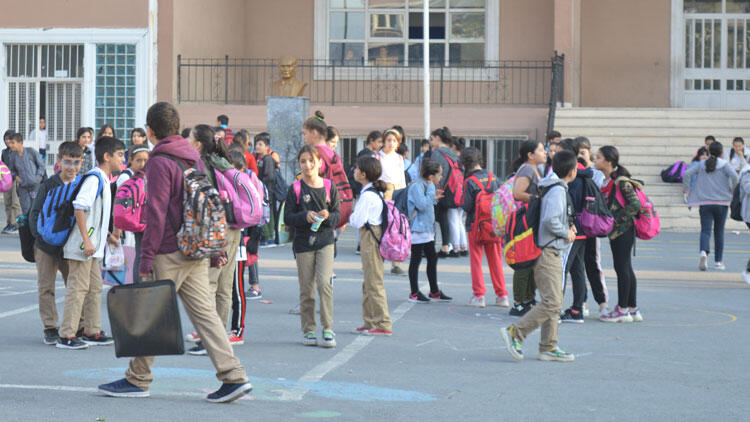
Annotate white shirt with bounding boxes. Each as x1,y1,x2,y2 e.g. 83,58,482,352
64,167,111,260
378,150,406,189
28,128,47,150
349,183,383,228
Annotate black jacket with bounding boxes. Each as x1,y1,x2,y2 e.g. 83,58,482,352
283,180,341,254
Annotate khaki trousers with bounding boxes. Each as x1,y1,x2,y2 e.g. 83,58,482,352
359,226,392,331
295,244,335,333
35,246,69,330
208,228,242,329
125,251,247,390
59,258,102,339
4,180,20,225
513,248,563,352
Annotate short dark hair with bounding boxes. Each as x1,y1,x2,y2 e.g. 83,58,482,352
705,135,716,142
559,138,580,156
58,141,83,158
460,146,482,170
254,132,271,146
420,139,430,148
552,150,577,179
229,149,246,171
575,136,591,151
146,102,180,140
396,142,408,156
10,133,23,142
420,157,441,179
217,114,229,125
3,130,14,141
547,130,562,141
94,136,126,164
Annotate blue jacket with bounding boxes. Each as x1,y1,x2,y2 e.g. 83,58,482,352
407,177,436,233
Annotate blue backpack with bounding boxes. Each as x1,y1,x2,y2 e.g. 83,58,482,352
37,171,104,246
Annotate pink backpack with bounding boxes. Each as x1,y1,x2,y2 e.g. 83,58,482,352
113,171,147,233
0,161,12,193
615,177,660,240
214,167,262,229
365,190,411,262
293,179,332,204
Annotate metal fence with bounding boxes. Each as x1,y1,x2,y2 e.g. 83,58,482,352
177,54,564,108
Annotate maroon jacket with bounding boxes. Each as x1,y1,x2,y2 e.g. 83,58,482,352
139,135,204,274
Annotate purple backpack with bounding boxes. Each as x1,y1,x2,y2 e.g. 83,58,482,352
365,189,411,262
0,161,12,193
578,177,614,237
214,167,263,229
660,161,686,183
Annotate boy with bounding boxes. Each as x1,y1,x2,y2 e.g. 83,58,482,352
6,132,45,216
501,150,578,362
2,130,21,233
29,141,82,344
57,136,125,350
98,102,251,403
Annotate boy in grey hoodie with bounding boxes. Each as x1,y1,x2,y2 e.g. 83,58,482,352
501,150,578,362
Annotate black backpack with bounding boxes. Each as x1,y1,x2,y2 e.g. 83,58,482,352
660,161,687,183
730,173,744,221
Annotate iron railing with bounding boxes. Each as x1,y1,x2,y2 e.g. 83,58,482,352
177,54,564,108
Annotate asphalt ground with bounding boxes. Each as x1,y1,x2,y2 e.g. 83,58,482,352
0,228,748,421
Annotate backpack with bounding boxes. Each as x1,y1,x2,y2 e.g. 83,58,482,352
730,172,745,222
214,167,262,229
36,171,104,246
156,154,228,259
113,170,147,233
293,179,332,205
0,161,12,193
467,172,502,244
660,161,686,183
247,169,271,226
392,186,409,216
438,150,464,208
503,193,544,270
490,174,518,237
365,188,411,262
614,177,661,240
316,145,353,228
578,177,614,237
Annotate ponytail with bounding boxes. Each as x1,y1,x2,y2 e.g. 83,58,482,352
706,141,723,173
372,180,388,192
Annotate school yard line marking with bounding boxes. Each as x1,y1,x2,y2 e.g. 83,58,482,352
0,297,64,319
287,301,414,402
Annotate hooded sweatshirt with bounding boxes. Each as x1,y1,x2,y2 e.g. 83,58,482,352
139,135,204,274
202,153,234,188
537,172,573,251
432,146,459,189
682,158,739,206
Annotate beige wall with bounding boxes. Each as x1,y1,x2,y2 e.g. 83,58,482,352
500,0,555,60
245,0,315,59
580,0,671,107
0,0,147,27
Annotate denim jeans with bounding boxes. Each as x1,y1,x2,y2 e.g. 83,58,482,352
699,205,728,263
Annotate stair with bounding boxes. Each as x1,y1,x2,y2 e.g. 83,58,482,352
554,107,750,232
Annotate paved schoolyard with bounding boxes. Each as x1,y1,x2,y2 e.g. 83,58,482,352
0,229,748,421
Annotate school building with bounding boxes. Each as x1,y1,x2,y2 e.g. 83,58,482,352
2,1,750,215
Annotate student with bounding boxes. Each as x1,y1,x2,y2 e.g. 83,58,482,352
399,143,412,182
130,128,149,149
114,144,150,283
509,140,547,316
76,127,95,175
430,127,457,258
29,141,82,345
408,139,430,182
349,156,393,336
447,137,468,257
728,137,750,174
378,128,407,275
98,124,115,139
230,129,258,174
283,145,341,347
2,130,21,234
461,147,507,308
6,132,45,215
217,114,234,144
501,150,578,363
255,132,279,246
57,136,124,350
326,125,340,151
407,158,451,303
738,166,750,284
685,146,709,200
98,102,251,402
185,124,244,354
358,130,383,158
596,146,646,323
683,141,738,271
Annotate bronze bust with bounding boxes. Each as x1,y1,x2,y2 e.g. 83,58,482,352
272,56,308,97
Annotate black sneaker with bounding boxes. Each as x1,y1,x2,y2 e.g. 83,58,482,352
189,342,207,356
428,290,452,301
98,378,149,398
205,382,253,403
43,328,60,345
75,328,84,338
408,291,431,303
559,308,584,324
245,288,262,300
509,303,525,316
82,331,114,346
459,250,468,257
4,224,18,234
437,250,450,258
56,336,88,350
448,251,460,258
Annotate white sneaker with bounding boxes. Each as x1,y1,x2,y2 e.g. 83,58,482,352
494,295,509,307
743,271,750,285
289,303,301,315
185,332,200,342
599,305,610,318
699,251,707,271
714,262,726,270
468,295,486,308
582,303,590,317
630,308,643,322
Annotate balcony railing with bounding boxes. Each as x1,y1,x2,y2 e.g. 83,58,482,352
176,54,564,108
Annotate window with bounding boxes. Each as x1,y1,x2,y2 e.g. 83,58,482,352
327,0,488,66
95,44,137,141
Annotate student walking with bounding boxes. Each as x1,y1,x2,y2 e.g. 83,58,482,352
98,102,251,402
349,156,393,336
5,132,45,215
683,141,739,271
430,127,457,257
509,140,547,316
596,146,646,323
406,158,451,303
501,150,578,362
461,147,507,308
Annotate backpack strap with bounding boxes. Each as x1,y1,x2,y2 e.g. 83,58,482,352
295,179,332,205
324,179,332,203
293,180,302,204
467,172,493,193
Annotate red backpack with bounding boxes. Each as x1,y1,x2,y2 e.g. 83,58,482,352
315,145,353,228
438,150,464,208
467,172,501,244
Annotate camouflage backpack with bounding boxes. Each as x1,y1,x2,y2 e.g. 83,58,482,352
156,154,228,259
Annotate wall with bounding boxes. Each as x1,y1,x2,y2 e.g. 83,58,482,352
580,0,671,107
245,0,315,59
0,0,147,27
500,0,555,60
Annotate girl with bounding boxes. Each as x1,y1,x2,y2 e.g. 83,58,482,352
114,144,149,284
326,126,340,151
596,146,644,323
509,140,547,316
98,123,114,139
284,145,341,347
728,137,750,174
407,158,451,303
378,128,407,276
255,132,279,246
349,156,392,336
683,141,739,271
685,146,709,201
130,128,149,149
76,127,95,175
447,137,468,257
461,147,507,308
430,127,456,258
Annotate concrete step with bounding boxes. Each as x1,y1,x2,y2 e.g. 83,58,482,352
556,107,750,119
554,126,749,138
556,117,750,129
